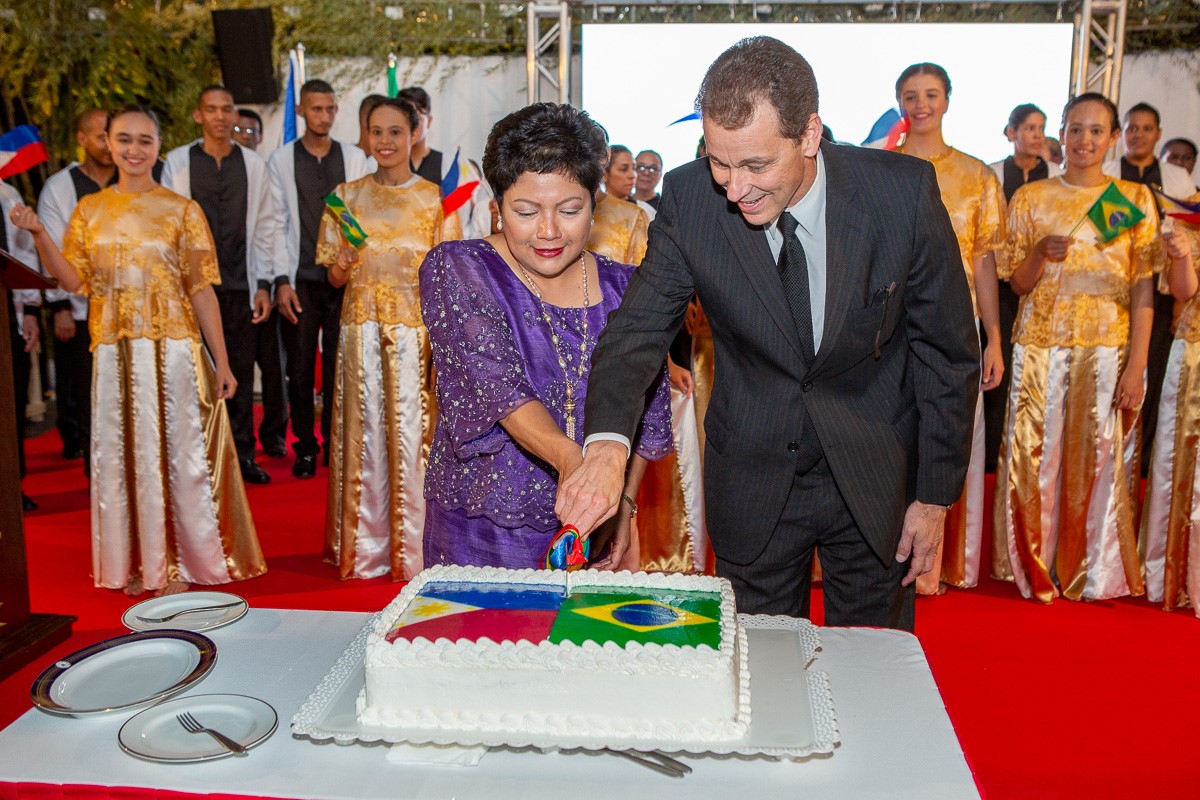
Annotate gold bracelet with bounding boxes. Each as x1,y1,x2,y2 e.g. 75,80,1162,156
620,493,637,518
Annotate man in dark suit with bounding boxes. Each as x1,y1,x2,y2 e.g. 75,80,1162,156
557,37,979,631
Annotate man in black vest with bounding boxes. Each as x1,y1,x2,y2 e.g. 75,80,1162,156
37,109,115,470
162,85,280,485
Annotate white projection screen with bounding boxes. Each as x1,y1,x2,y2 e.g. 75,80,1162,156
581,23,1075,179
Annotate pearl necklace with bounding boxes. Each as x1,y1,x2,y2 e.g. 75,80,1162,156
516,253,590,440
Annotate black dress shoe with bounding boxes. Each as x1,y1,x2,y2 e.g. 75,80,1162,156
22,493,38,512
239,458,271,485
266,443,288,459
292,453,317,479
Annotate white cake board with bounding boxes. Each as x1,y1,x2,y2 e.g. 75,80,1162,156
290,613,839,759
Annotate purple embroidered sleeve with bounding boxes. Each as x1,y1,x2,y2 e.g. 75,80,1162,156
420,243,537,459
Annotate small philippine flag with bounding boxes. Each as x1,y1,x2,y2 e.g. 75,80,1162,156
440,147,481,216
861,109,909,151
1151,187,1200,226
0,125,50,180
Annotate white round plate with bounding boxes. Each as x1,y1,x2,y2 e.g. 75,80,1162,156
119,694,277,762
31,630,216,717
122,592,248,633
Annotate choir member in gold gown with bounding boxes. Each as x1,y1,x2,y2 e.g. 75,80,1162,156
895,63,1006,594
9,106,265,595
994,93,1169,602
320,97,461,581
587,158,708,574
1140,202,1199,614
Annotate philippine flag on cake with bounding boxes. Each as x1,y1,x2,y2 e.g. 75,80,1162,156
861,109,909,151
441,147,481,216
0,125,49,180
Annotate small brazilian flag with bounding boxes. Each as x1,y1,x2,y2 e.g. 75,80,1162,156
324,192,368,249
1086,182,1145,242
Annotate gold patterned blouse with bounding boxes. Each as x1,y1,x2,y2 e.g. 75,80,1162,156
62,185,219,349
587,195,649,266
317,175,461,328
896,145,1005,316
1001,177,1161,349
1161,191,1200,344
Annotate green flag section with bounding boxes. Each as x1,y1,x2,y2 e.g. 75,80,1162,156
549,588,722,648
1086,182,1145,242
325,193,368,249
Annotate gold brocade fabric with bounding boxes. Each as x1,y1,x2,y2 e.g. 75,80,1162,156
1140,338,1200,614
1159,192,1200,343
994,344,1143,602
317,176,461,328
62,186,219,349
91,337,265,591
1003,177,1161,348
896,146,1006,316
586,195,649,265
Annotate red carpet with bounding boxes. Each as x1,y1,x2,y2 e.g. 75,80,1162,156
4,428,1199,799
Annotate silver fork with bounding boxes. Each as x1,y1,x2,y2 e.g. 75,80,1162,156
176,711,248,754
135,601,243,623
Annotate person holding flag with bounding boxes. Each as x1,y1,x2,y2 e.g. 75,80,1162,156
894,63,1006,596
993,93,1179,603
318,97,460,581
1139,192,1198,615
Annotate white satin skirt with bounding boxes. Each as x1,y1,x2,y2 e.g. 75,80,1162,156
325,321,433,581
90,337,265,591
1140,337,1200,615
993,343,1143,602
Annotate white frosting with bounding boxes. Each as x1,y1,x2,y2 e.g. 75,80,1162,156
358,565,752,742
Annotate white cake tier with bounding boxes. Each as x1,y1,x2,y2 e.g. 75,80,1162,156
358,565,752,742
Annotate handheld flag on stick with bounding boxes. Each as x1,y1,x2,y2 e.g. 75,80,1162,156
0,125,49,180
1151,187,1200,225
441,147,481,216
282,45,306,145
325,193,368,249
387,53,399,98
862,109,908,151
1068,182,1145,241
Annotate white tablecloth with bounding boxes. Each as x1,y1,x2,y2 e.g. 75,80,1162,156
0,609,980,799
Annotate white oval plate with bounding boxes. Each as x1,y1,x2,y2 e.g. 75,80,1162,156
119,694,277,762
122,592,248,633
31,630,216,717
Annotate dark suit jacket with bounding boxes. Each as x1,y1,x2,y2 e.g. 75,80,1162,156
585,142,980,565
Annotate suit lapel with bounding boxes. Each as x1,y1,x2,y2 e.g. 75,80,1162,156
716,197,805,362
810,144,867,377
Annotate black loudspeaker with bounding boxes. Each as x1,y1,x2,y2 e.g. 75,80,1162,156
211,8,279,104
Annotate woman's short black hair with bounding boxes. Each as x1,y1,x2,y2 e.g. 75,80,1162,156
367,97,420,134
483,103,609,207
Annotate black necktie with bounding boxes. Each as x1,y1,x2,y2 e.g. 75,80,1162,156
777,213,815,366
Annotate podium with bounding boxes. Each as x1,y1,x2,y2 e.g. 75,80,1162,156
0,249,74,680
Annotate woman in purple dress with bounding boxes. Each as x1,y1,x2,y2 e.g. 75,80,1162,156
419,103,673,570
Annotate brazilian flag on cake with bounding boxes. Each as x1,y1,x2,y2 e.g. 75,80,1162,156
550,589,721,648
